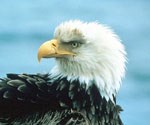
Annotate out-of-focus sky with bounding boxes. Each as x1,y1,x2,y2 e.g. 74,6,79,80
0,0,150,124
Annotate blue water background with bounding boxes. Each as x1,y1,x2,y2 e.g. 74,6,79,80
0,0,150,124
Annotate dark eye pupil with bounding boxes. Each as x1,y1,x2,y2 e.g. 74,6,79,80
72,43,78,47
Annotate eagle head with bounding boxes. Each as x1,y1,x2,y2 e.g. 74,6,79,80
38,20,126,101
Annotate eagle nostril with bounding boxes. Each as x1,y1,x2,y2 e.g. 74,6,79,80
52,43,56,47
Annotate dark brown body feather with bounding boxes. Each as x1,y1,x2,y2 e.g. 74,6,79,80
0,74,123,125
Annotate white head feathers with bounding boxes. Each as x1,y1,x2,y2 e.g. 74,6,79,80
50,20,127,101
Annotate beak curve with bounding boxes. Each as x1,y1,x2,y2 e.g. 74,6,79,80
38,39,75,62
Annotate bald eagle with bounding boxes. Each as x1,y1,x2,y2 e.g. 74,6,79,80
0,20,126,125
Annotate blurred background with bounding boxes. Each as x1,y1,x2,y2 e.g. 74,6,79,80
0,0,150,124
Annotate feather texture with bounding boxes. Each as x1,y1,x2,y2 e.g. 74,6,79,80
0,73,123,125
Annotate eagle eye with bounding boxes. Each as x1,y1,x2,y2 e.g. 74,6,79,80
70,41,81,48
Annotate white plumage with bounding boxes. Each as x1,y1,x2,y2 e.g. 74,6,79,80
0,20,126,125
51,20,126,101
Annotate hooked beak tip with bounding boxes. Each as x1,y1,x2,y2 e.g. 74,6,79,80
38,54,41,63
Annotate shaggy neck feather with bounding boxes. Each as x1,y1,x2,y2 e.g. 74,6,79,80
50,55,124,102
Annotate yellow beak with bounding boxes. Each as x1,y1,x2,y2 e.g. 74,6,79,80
38,39,75,62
